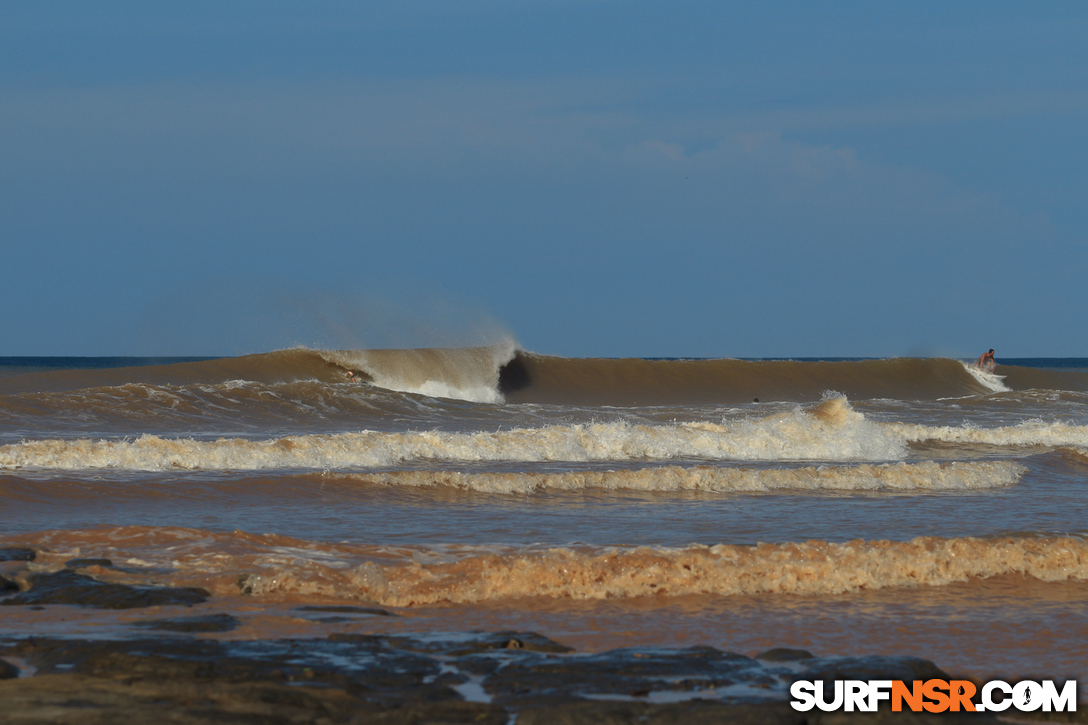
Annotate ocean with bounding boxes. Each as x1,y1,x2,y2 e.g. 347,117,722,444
1,346,1087,697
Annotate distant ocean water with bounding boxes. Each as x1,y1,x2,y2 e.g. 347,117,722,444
1,348,1087,683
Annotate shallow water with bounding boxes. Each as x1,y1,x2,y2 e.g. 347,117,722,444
1,350,1086,684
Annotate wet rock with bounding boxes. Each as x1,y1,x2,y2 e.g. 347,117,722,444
0,658,18,679
310,615,354,623
384,630,574,657
64,558,113,569
815,713,999,724
0,671,508,725
758,647,815,662
515,700,808,725
0,570,209,609
6,636,430,687
0,547,35,562
482,646,760,707
0,635,1001,724
129,613,240,633
801,655,950,683
0,635,511,722
516,700,998,724
327,632,386,646
296,604,394,617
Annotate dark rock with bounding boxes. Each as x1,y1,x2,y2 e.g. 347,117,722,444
0,658,18,679
0,635,998,724
758,647,815,662
384,630,574,657
296,605,394,617
0,669,508,725
446,652,508,677
800,655,950,683
0,547,35,562
482,646,761,707
516,700,808,725
130,613,240,633
327,632,386,646
816,712,999,724
0,574,18,594
65,558,113,569
0,636,509,723
0,570,209,609
516,700,1000,724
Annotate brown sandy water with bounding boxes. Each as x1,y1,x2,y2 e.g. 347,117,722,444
1,350,1087,689
1,576,1083,683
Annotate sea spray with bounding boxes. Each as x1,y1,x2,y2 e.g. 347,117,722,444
321,344,517,403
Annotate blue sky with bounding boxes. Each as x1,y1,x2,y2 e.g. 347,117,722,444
2,2,1086,357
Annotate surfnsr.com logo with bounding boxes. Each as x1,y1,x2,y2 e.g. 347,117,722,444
790,679,1077,713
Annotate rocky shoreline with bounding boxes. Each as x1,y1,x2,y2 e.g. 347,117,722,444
0,549,1080,723
0,631,1005,724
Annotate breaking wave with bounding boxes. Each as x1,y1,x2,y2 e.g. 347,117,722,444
321,344,516,403
253,536,1088,606
0,397,907,470
960,361,1012,393
336,460,1025,494
9,527,1088,606
890,419,1088,449
1062,447,1088,463
5,391,1088,471
3,346,1087,411
0,345,518,405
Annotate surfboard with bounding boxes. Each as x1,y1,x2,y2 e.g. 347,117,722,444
961,362,1010,392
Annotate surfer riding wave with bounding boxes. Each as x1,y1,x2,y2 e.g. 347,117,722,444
977,349,995,373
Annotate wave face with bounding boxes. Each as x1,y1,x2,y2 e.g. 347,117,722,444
3,349,1087,416
498,354,1088,405
322,344,516,403
0,346,516,403
3,352,1088,680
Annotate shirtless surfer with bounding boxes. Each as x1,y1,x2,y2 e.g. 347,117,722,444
976,349,995,373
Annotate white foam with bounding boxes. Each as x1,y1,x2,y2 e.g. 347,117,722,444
322,343,516,403
961,361,1011,393
347,461,1025,494
26,527,1088,605
229,534,1088,605
888,419,1088,448
0,398,906,471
